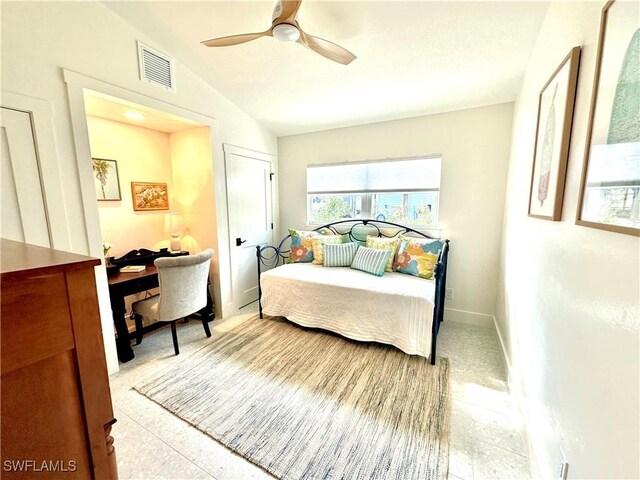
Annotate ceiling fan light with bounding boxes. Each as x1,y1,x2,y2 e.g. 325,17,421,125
272,24,300,42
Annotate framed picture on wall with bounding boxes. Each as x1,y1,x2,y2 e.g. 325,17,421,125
528,46,581,221
92,158,121,201
576,0,639,236
131,182,169,211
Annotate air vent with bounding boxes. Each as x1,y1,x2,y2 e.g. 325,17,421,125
137,42,175,92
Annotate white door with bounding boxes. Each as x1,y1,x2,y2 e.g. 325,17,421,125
225,145,273,308
1,107,51,247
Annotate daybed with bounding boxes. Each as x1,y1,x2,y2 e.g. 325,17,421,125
256,220,450,365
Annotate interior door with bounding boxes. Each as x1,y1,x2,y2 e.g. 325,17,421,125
225,146,273,308
0,107,51,247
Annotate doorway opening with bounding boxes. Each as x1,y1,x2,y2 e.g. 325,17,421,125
83,90,218,366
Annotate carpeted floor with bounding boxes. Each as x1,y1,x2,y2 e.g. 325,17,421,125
134,315,451,480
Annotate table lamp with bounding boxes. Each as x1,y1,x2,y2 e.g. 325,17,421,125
164,212,185,252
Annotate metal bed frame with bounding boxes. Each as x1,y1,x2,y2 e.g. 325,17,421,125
256,219,450,365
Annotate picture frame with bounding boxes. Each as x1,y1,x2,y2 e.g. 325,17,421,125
528,46,581,221
131,182,169,211
576,0,639,236
92,158,121,201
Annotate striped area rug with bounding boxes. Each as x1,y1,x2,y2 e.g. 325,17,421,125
135,316,451,479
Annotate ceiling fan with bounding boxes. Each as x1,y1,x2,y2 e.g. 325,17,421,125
201,0,356,65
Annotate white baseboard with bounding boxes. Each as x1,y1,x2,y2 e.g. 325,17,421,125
222,302,240,320
492,315,539,479
444,308,495,327
491,314,511,374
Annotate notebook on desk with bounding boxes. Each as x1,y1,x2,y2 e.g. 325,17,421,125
119,265,145,273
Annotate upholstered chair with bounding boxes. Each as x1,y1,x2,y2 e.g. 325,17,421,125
132,249,214,355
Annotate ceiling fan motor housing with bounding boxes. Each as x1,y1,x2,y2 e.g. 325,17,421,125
271,1,300,42
272,1,283,22
271,2,282,22
272,1,299,23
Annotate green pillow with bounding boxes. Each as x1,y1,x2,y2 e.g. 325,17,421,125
324,242,359,267
350,247,391,277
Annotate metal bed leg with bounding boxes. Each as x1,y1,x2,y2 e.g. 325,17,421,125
257,245,264,319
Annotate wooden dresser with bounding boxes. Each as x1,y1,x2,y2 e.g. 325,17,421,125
1,239,117,479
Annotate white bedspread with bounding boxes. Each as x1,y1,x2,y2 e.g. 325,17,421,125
260,263,436,358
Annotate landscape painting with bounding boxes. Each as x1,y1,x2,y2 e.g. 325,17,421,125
131,182,169,211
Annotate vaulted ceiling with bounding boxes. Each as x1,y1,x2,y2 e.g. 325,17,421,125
106,1,549,136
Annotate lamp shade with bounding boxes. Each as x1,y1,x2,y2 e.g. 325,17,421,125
164,212,185,233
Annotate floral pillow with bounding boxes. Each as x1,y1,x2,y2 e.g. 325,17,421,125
366,236,403,272
311,235,344,265
393,238,443,279
288,229,320,263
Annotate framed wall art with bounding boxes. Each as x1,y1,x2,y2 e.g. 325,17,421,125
528,46,581,221
576,0,639,236
92,158,121,201
131,182,169,211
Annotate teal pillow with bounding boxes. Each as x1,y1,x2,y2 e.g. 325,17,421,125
350,247,391,277
324,242,359,267
340,233,366,246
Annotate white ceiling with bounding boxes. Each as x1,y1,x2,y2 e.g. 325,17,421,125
105,1,549,137
84,91,201,133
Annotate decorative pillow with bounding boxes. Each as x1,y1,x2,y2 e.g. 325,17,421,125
350,247,391,277
324,242,359,267
311,235,344,265
340,233,366,246
366,236,403,272
393,238,443,279
288,229,319,263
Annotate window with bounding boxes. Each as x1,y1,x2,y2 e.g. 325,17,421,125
581,143,640,229
307,157,441,226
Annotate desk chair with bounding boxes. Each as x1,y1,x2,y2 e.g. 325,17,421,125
132,249,214,355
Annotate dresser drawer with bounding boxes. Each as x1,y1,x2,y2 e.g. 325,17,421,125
1,272,75,375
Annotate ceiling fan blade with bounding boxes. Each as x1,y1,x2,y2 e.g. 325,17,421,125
201,31,270,47
297,30,356,65
273,0,302,25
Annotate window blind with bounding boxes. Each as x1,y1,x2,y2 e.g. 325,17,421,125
307,157,441,194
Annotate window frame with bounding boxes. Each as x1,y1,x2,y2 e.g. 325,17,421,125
306,156,442,227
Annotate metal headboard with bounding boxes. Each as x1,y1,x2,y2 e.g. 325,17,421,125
257,219,443,270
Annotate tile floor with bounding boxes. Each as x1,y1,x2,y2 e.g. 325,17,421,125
109,304,531,479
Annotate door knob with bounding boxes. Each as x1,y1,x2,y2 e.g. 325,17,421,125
236,238,247,246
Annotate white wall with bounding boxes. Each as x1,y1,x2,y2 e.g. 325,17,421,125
1,1,277,372
496,2,639,478
87,116,175,256
170,126,221,317
278,103,514,323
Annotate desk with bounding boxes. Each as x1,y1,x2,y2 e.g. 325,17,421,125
108,265,214,363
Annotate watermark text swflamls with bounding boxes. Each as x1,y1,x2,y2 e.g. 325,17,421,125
3,460,77,473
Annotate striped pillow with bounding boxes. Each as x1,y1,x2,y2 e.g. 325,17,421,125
324,242,359,267
311,235,343,265
366,235,403,272
350,247,391,277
